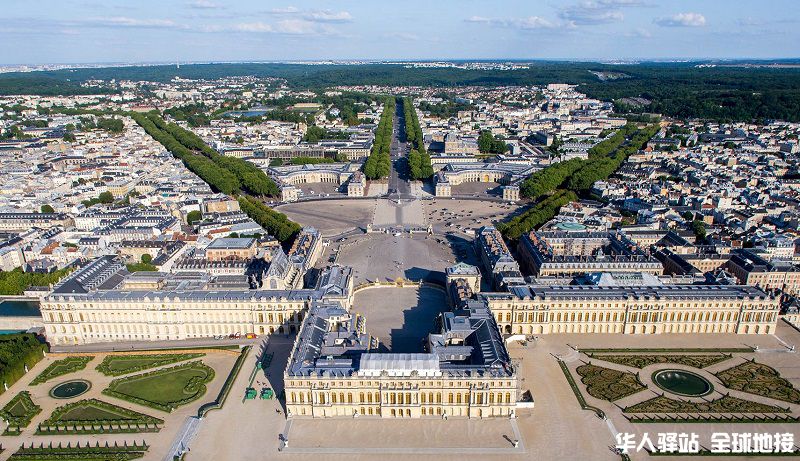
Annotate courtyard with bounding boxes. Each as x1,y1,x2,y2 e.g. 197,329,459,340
352,286,447,353
331,233,459,285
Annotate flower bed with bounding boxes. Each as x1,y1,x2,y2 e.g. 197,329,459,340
575,363,646,401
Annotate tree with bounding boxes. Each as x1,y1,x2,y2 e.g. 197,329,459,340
141,254,153,264
478,130,508,154
691,220,707,243
303,125,326,143
63,132,76,142
186,210,202,225
99,192,114,204
40,204,55,214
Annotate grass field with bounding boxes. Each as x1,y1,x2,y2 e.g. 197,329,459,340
103,361,215,412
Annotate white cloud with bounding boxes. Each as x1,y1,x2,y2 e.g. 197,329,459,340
304,10,353,23
188,0,222,9
655,12,707,27
465,15,557,30
231,22,274,33
227,19,334,36
266,7,352,23
268,7,300,15
559,2,625,25
84,16,187,29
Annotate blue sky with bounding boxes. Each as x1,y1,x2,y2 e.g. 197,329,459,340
2,0,798,64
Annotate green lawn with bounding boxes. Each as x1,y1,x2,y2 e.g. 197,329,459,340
30,356,93,385
103,361,215,412
96,353,204,376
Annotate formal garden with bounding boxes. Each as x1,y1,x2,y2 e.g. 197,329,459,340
103,360,216,412
36,398,163,435
575,363,647,401
0,391,41,435
96,353,205,377
30,356,93,385
561,348,800,425
716,360,800,405
587,353,732,369
9,440,149,461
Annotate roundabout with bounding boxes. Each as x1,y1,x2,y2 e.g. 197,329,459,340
49,379,92,399
652,369,713,397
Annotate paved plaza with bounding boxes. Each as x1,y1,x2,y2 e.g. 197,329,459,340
353,286,447,352
332,233,458,284
276,199,376,236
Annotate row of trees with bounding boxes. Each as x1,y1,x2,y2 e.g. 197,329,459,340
496,190,578,240
518,124,644,198
132,113,281,197
400,97,434,180
363,98,394,180
131,113,241,195
564,124,659,191
0,334,47,395
502,124,659,239
400,97,425,153
237,196,301,243
0,267,73,296
408,150,434,181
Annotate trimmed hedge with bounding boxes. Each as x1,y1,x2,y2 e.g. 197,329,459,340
11,440,149,461
624,394,789,414
556,359,605,419
198,346,250,418
588,353,732,369
37,398,163,435
0,391,41,435
96,353,205,377
103,361,215,412
575,363,646,401
31,356,93,385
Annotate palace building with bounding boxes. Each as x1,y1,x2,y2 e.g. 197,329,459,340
284,299,517,419
482,283,779,336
